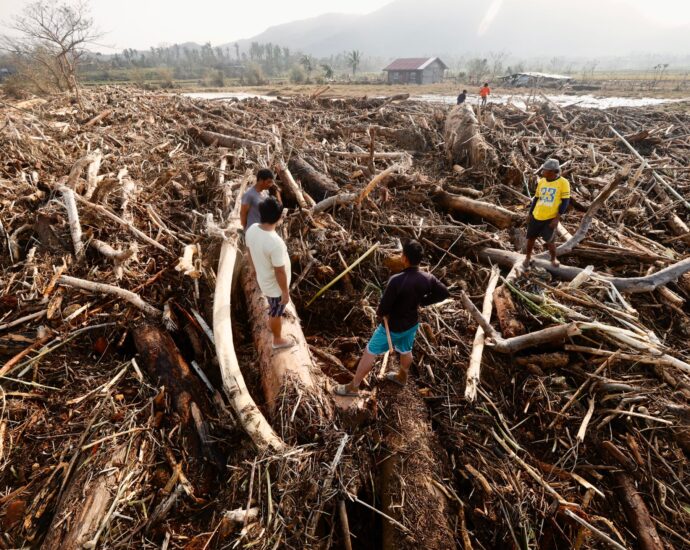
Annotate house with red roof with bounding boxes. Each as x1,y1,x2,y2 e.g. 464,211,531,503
382,57,448,84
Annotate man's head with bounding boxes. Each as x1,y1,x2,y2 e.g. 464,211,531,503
463,89,467,94
541,158,561,181
256,168,274,191
402,239,424,267
483,82,488,87
259,196,284,225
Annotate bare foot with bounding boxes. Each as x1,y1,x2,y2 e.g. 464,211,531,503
522,258,532,269
551,259,560,267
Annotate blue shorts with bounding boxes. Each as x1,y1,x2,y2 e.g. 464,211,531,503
267,296,286,318
366,323,419,356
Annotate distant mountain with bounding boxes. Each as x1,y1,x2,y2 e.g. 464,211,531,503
223,0,690,58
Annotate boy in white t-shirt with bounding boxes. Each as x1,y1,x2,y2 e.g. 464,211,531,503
245,197,293,350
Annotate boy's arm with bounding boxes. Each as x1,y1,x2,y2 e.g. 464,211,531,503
240,203,250,228
421,276,450,306
274,266,290,305
270,242,290,304
376,280,397,320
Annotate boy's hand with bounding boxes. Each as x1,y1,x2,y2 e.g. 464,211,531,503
549,217,559,229
280,291,290,306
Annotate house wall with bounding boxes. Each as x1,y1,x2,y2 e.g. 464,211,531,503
421,60,445,84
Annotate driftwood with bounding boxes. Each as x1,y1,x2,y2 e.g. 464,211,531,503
444,104,498,169
433,187,520,229
492,284,526,338
132,325,220,467
240,264,334,427
465,266,500,402
189,127,266,149
275,160,309,209
614,473,664,550
42,438,143,550
58,185,83,257
288,156,340,202
58,275,160,316
211,168,285,451
479,248,690,293
461,290,581,353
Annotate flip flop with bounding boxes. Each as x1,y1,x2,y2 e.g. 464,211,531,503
272,339,295,351
385,372,405,387
334,384,359,397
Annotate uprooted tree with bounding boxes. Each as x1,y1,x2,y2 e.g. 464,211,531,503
0,0,101,99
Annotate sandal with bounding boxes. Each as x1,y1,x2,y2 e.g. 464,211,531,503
334,384,359,397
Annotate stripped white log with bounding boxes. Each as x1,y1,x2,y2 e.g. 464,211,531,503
312,193,357,215
89,239,137,280
83,150,103,200
58,185,84,257
59,275,161,317
70,192,168,252
465,265,500,402
175,244,201,278
213,167,285,452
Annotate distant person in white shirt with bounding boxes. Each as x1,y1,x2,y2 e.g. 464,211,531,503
240,168,281,230
245,197,293,350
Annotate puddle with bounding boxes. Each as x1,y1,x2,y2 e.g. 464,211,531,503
415,93,687,110
182,92,276,102
184,91,687,110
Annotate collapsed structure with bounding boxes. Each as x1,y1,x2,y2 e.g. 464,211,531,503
0,86,689,549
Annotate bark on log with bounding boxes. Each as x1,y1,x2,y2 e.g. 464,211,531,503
493,284,526,338
213,169,285,452
189,127,266,149
132,325,219,466
42,438,143,550
379,384,455,550
288,157,340,202
444,104,499,169
240,264,334,434
275,161,309,209
433,187,520,229
460,290,581,353
613,473,664,550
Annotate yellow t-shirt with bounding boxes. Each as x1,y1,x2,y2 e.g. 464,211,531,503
532,177,571,221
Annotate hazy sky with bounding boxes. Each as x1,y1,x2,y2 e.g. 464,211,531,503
1,0,690,52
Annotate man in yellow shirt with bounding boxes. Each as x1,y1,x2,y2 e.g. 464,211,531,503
523,158,571,268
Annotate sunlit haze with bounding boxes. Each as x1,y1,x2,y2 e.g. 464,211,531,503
0,0,689,51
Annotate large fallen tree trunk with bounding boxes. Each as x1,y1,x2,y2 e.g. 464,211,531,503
133,324,221,468
212,166,285,452
240,264,334,436
42,437,145,550
444,104,498,169
189,127,267,150
432,187,520,229
378,383,455,550
479,248,690,293
288,156,340,202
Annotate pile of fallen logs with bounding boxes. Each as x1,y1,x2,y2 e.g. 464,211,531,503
1,85,689,549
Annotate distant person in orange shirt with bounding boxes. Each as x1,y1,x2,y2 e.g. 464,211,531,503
480,82,490,106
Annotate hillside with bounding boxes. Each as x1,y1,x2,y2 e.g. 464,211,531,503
224,0,690,58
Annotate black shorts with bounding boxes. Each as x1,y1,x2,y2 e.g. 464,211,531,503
526,217,556,242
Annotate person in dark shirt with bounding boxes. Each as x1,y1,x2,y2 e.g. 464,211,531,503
457,90,467,104
335,240,449,396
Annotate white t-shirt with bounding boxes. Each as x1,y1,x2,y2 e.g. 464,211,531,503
245,224,291,298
